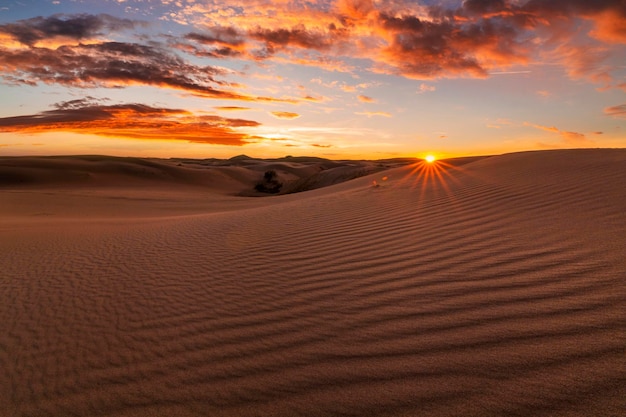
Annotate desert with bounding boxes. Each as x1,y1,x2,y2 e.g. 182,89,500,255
0,148,624,417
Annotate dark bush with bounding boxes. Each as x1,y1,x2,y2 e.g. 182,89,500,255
255,170,283,194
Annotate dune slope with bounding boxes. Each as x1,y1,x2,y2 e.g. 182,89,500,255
1,149,625,416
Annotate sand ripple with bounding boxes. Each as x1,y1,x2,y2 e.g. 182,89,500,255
1,149,625,416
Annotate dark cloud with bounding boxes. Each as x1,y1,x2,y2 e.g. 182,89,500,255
464,0,626,42
0,14,139,45
183,23,349,61
250,27,333,51
54,96,108,109
175,42,242,59
0,14,297,102
522,0,626,16
181,29,246,58
0,40,290,102
462,0,508,15
379,18,488,78
185,27,245,47
377,4,533,78
0,103,261,145
374,0,626,78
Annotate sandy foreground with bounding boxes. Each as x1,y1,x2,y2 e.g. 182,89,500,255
0,149,625,417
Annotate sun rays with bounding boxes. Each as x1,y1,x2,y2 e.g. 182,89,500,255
389,157,472,210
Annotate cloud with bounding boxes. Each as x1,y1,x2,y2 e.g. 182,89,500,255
0,40,293,102
185,27,245,48
525,122,594,146
520,0,626,43
374,8,531,79
355,111,392,117
604,104,626,118
357,95,375,103
0,13,139,46
486,118,514,129
418,83,436,93
270,111,301,119
337,0,376,21
3,1,626,98
0,102,261,145
179,29,246,58
559,130,591,146
215,106,251,111
526,123,560,134
0,14,297,103
302,95,326,102
250,27,337,55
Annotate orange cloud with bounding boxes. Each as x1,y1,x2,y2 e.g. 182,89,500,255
357,95,375,103
3,2,626,94
525,123,560,134
0,101,260,145
580,6,626,43
336,0,376,21
270,111,301,119
215,106,251,111
302,95,327,102
604,104,626,119
525,122,594,146
355,111,392,118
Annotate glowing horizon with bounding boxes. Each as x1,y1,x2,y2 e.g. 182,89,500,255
0,1,625,159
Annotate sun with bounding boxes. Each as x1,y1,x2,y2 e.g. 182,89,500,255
425,154,436,163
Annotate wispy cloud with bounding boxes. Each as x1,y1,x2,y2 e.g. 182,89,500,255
355,111,392,118
604,104,626,118
357,95,375,103
525,122,595,146
417,83,436,93
214,106,251,111
0,14,139,46
0,100,261,145
270,111,301,119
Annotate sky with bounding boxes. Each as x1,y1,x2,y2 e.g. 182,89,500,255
0,0,625,159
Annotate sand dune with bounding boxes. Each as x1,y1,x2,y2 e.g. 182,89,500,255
0,155,404,197
1,149,625,416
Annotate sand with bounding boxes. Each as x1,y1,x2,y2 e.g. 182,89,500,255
0,149,625,417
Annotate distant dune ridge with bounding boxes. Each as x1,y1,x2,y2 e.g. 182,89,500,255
0,149,625,416
0,154,419,196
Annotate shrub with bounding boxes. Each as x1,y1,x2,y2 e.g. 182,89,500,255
255,170,282,194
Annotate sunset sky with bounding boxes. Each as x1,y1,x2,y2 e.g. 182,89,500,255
1,0,625,159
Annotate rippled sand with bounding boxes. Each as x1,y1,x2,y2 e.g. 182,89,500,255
1,149,625,416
